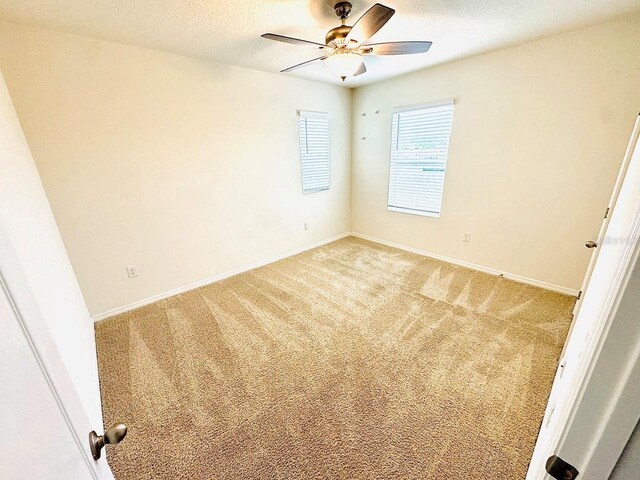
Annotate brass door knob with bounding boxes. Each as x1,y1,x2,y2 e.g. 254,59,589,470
585,240,598,249
89,422,127,460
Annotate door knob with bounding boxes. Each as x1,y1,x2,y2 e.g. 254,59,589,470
585,240,598,249
89,422,127,460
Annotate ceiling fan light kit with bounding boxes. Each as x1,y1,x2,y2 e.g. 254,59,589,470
262,2,432,82
324,52,363,81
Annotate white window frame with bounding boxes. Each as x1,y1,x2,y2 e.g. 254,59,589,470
298,110,330,194
387,99,454,218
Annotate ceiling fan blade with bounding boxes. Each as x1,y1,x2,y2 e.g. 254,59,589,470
345,3,395,46
262,33,327,49
281,55,329,73
363,41,433,55
353,62,367,76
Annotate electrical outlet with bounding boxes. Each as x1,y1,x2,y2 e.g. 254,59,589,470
463,232,471,242
304,222,309,230
126,265,139,278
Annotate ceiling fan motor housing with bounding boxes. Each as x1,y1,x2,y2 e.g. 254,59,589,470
326,25,352,48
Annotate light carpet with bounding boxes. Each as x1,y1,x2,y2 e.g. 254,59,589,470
95,236,574,479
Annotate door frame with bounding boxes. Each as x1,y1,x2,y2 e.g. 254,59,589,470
526,113,640,479
571,114,640,320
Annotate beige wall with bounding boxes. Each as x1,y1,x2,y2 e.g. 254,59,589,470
351,14,640,291
0,21,351,316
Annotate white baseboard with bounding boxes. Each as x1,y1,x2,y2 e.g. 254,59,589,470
92,232,351,322
351,232,579,297
93,230,578,321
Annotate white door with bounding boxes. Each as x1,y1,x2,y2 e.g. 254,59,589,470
0,70,115,478
527,114,640,479
0,280,96,479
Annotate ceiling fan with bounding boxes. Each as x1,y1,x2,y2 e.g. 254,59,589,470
261,2,432,81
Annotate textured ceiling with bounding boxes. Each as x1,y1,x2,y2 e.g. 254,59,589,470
1,0,639,87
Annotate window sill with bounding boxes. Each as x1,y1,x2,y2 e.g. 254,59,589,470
388,206,440,218
303,187,330,194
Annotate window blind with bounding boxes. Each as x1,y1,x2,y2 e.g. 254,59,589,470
387,100,454,217
298,110,330,194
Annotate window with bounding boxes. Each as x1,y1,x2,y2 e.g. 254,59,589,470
298,110,330,193
387,99,454,217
